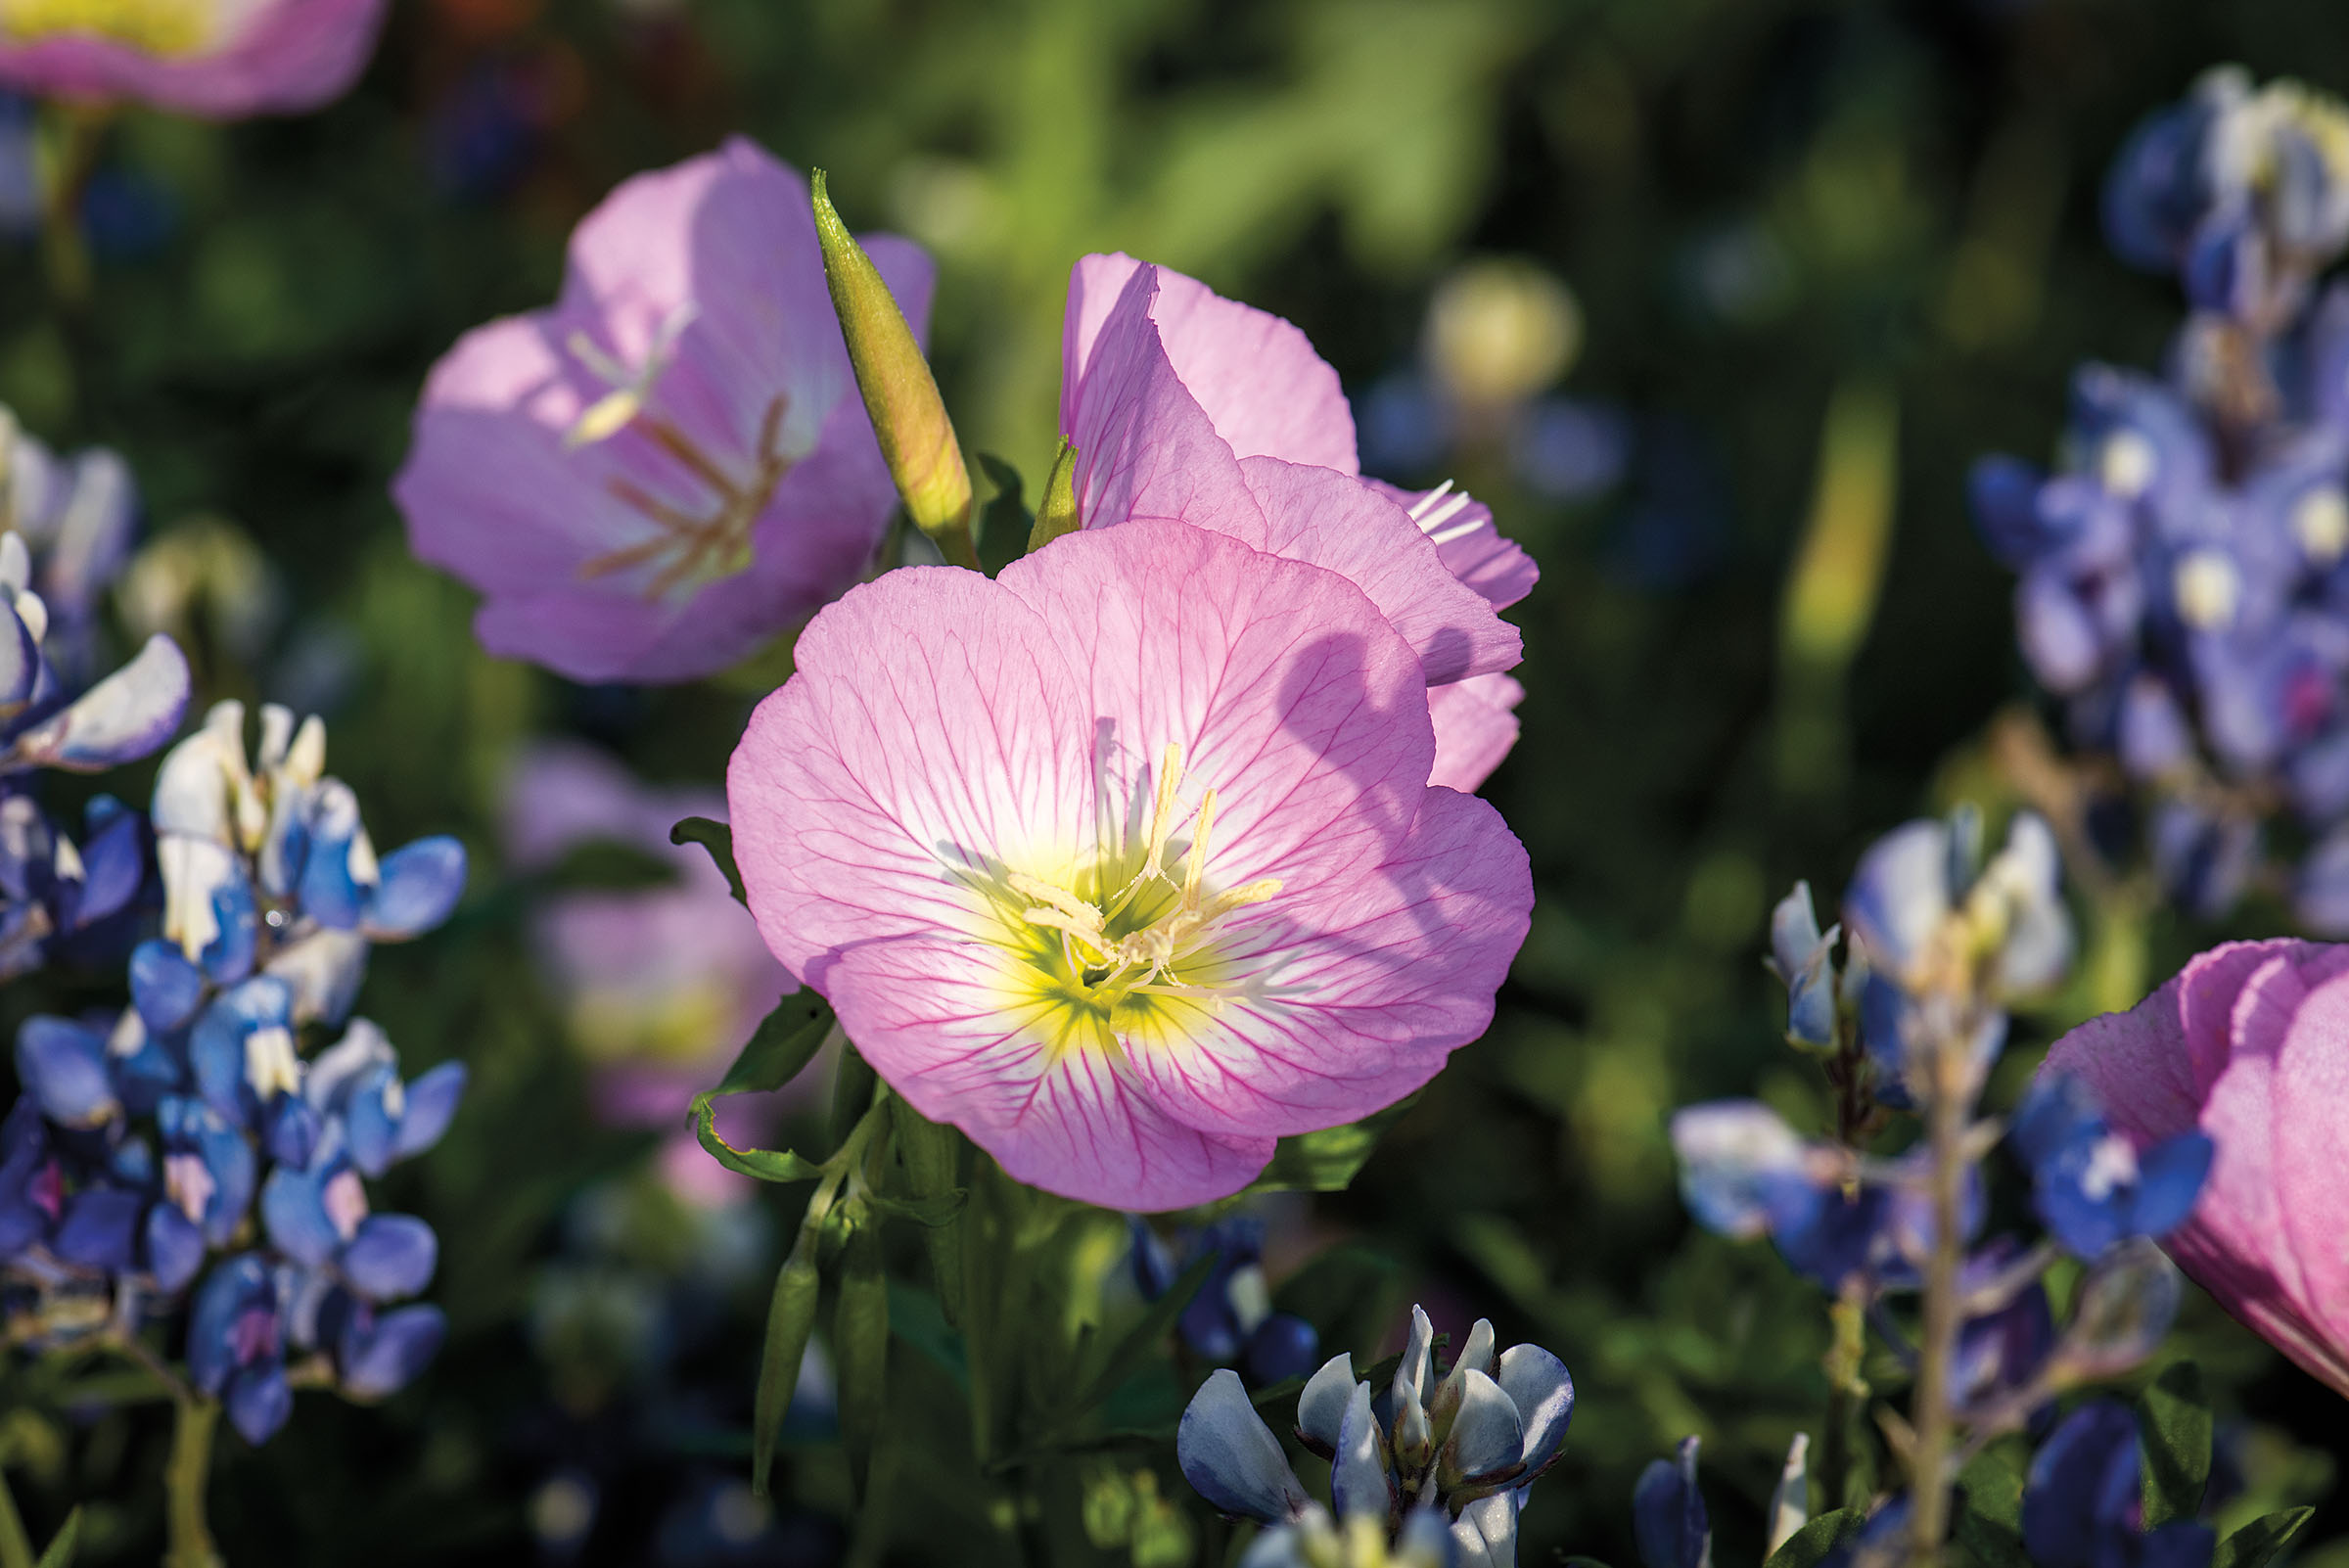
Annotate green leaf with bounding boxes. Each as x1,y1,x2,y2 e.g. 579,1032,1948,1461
668,816,747,905
886,1278,968,1388
1955,1445,2028,1568
2214,1509,2314,1568
1027,438,1079,554
1765,1510,1862,1568
753,1243,822,1497
1251,1095,1419,1192
835,1224,891,1501
33,1509,78,1568
2138,1360,2211,1529
686,992,835,1184
829,1043,879,1152
975,452,1033,576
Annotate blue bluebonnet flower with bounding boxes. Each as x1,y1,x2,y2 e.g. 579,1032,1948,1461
1633,1437,1710,1568
2022,1403,2216,1568
148,700,466,1023
1130,1215,1320,1386
1766,882,1839,1050
0,408,141,687
2008,1076,2213,1261
1177,1305,1573,1568
1976,71,2349,931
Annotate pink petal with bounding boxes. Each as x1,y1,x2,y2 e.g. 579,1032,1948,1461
2042,975,2201,1144
0,0,386,117
1118,786,1532,1139
995,517,1437,893
726,564,1093,986
1365,481,1540,613
2273,968,2349,1332
819,935,1275,1211
1427,673,1525,793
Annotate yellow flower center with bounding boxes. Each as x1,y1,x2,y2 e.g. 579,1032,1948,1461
0,0,223,54
985,746,1281,1058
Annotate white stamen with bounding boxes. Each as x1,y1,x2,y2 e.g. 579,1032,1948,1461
2296,487,2349,564
2173,549,2241,631
244,1026,301,1102
2099,431,2158,498
2080,1134,2141,1202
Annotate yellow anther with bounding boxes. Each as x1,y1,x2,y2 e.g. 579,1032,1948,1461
1178,788,1219,905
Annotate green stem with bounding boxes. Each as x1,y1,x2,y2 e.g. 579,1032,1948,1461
37,103,107,310
1820,1285,1868,1511
162,1397,222,1568
1906,1057,1969,1565
0,1466,34,1568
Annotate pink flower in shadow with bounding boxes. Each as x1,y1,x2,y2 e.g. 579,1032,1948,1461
398,138,932,682
0,0,387,118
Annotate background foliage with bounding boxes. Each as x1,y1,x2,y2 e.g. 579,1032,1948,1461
2,0,2346,1562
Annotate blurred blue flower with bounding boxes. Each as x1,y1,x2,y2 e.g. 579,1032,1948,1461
1129,1215,1319,1385
1765,881,1839,1049
2009,1076,2212,1260
2023,1402,2216,1568
1633,1437,1710,1568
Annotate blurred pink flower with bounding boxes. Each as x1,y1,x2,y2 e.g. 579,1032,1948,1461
396,137,931,683
503,741,793,1135
728,519,1531,1210
2045,939,2349,1397
1059,254,1535,789
0,0,386,117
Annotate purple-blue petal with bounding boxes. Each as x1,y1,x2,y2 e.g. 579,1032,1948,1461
144,1202,206,1293
258,1164,341,1268
16,1014,119,1128
131,939,207,1035
341,1214,438,1302
362,836,467,940
390,1061,465,1164
53,1185,143,1269
225,1362,293,1446
338,1303,446,1399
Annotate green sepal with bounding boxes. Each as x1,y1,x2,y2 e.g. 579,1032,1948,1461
891,1098,967,1325
975,453,1033,576
753,1243,823,1496
2138,1360,2211,1529
2214,1509,2314,1568
1028,439,1079,554
1250,1095,1419,1192
1764,1510,1863,1568
33,1508,78,1568
687,992,835,1184
668,816,747,905
835,1223,892,1502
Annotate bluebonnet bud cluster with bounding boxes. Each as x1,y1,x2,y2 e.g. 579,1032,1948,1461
1971,69,2349,927
1130,1214,1320,1387
5,699,469,1445
1632,1438,1912,1568
1667,809,2209,1554
1175,1304,1574,1567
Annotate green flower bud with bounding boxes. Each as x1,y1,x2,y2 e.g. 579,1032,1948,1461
810,170,976,565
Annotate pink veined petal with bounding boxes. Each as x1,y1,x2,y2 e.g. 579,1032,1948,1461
1364,480,1540,614
1427,673,1525,794
1062,254,1357,474
820,935,1276,1211
726,565,1092,985
1065,262,1266,542
1232,459,1521,686
2272,967,2349,1331
0,0,387,117
1117,786,1533,1140
2173,939,2317,1098
2190,952,2320,1326
995,518,1437,895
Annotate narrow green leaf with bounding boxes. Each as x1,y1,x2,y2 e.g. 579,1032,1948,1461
692,1109,828,1183
1955,1447,2029,1568
2138,1360,2211,1529
892,1099,967,1325
975,452,1033,576
835,1224,891,1502
1764,1510,1862,1568
2214,1508,2314,1568
1027,438,1079,553
668,816,747,905
1251,1095,1419,1192
753,1244,822,1496
32,1509,77,1568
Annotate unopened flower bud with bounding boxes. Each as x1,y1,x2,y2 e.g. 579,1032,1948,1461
810,171,975,562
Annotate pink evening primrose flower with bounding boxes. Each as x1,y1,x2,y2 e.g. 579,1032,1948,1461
394,137,933,684
727,520,1533,1211
1059,254,1536,790
2043,939,2349,1398
0,0,386,118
